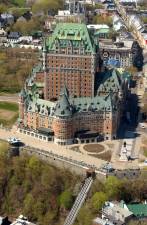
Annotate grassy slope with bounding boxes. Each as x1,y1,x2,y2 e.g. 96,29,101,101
0,102,18,111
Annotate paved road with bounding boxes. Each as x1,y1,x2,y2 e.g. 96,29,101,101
0,127,106,171
0,94,19,103
0,126,140,170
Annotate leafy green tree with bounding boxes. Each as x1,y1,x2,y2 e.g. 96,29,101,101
41,211,57,225
0,48,37,93
93,15,113,27
0,4,7,13
32,0,64,14
23,193,35,220
11,0,25,7
12,18,44,35
76,205,93,225
91,191,108,211
59,190,73,209
104,176,122,199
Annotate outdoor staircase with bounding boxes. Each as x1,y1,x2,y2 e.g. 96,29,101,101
63,176,93,225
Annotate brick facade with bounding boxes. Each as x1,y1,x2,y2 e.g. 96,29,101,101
19,23,130,145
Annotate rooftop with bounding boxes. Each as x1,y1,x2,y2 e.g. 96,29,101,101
102,202,133,224
93,217,114,225
127,204,147,217
45,23,97,53
11,215,36,225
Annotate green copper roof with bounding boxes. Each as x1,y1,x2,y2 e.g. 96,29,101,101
53,86,115,118
71,94,113,113
46,23,96,53
54,87,73,117
97,69,121,94
94,28,110,36
127,204,147,217
120,71,131,82
27,98,55,116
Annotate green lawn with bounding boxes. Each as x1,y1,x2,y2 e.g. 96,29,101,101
0,140,9,153
0,102,18,127
0,102,18,112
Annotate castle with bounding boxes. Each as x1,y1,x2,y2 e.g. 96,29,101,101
19,23,130,145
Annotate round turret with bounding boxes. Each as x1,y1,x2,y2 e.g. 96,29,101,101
52,86,74,145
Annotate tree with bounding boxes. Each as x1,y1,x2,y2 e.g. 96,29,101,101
27,155,42,177
93,15,113,27
91,192,108,211
0,4,7,13
23,193,35,220
11,0,25,7
126,66,138,77
12,18,44,35
76,205,93,225
32,0,63,14
104,176,122,199
95,3,104,9
59,190,73,209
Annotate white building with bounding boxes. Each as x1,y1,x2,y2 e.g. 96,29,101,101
11,215,36,225
87,24,109,30
113,14,125,31
102,202,133,225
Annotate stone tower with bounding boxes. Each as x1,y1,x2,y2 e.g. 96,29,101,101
52,87,74,145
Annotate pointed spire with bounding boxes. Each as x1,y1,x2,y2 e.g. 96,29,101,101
60,83,69,98
54,85,73,117
42,38,47,52
19,89,26,98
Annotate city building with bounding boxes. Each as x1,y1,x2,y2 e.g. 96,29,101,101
55,10,85,23
92,217,114,225
126,203,147,218
64,0,86,14
19,23,130,145
102,201,133,225
43,23,99,100
99,40,133,68
11,215,36,225
92,201,147,225
0,28,7,45
113,14,125,32
0,13,14,26
87,24,110,39
7,32,22,44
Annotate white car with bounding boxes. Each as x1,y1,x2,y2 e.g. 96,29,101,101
7,137,21,144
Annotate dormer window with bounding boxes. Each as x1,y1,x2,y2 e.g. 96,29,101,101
61,110,65,115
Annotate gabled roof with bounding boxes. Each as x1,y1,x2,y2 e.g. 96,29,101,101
45,23,96,53
97,69,121,94
7,32,21,39
71,94,113,113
